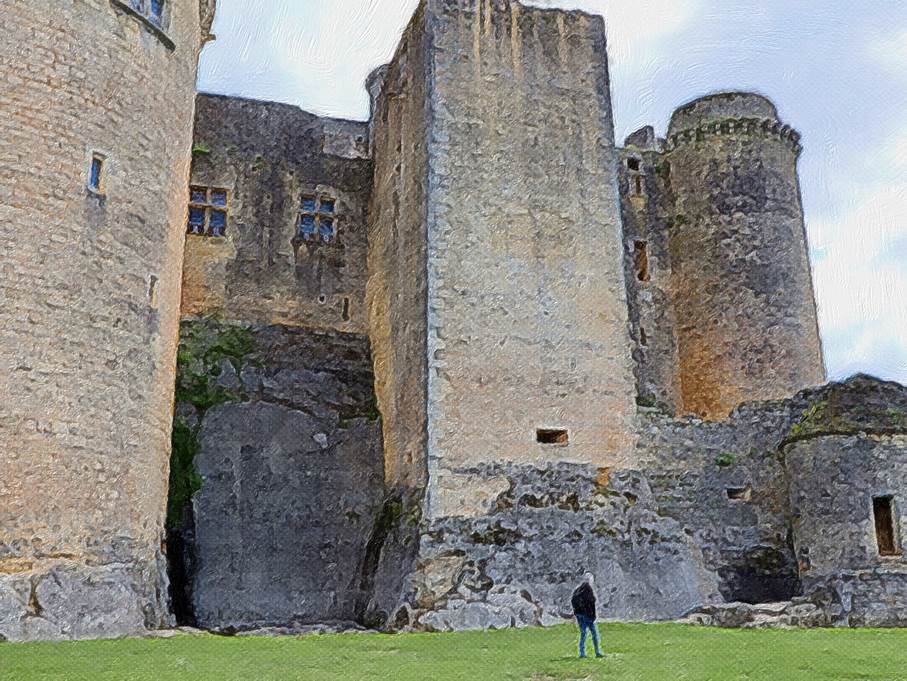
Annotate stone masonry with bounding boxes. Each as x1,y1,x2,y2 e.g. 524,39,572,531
2,0,905,642
182,94,372,333
0,0,213,641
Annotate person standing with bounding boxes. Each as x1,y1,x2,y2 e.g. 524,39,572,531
571,572,603,658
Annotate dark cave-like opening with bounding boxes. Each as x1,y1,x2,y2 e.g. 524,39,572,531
166,505,197,627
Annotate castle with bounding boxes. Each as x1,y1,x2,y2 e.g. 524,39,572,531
1,0,905,642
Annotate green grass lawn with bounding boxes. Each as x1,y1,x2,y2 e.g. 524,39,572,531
2,623,906,681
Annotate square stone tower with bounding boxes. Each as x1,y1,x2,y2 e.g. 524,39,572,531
368,0,637,520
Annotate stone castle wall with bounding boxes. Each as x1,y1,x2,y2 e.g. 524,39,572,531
619,131,682,413
782,377,907,626
664,92,825,419
638,404,802,603
366,6,432,493
0,0,211,641
182,94,372,333
422,0,638,520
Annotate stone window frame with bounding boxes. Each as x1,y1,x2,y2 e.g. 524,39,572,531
188,186,229,238
872,495,901,558
110,0,175,51
87,152,107,195
297,193,338,243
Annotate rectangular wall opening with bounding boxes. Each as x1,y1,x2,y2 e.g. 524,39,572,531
727,486,752,501
634,241,650,282
873,496,898,556
537,428,569,445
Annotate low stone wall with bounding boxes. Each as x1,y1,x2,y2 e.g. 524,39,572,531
637,402,802,603
169,319,385,630
387,462,721,631
808,569,907,627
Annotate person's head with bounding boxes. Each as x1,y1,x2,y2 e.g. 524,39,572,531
582,571,595,588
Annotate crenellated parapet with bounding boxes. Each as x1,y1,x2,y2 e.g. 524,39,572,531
665,116,803,155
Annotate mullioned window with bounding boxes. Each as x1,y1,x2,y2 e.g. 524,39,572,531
187,186,229,237
298,194,337,243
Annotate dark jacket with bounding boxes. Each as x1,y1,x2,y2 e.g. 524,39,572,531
571,582,596,620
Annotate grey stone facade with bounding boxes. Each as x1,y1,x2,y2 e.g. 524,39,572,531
369,376,907,631
182,94,372,333
4,0,905,643
163,0,905,636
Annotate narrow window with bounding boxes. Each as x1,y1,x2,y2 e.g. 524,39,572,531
148,275,158,307
131,0,165,27
634,241,650,282
297,193,338,243
342,297,351,321
187,186,229,237
537,429,569,445
634,176,643,195
88,154,105,192
639,326,648,347
149,0,164,24
873,496,898,556
727,486,752,501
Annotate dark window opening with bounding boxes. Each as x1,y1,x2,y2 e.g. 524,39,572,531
639,326,648,347
537,429,569,445
634,176,643,195
149,0,164,23
626,158,640,172
128,0,166,27
187,186,229,237
342,297,351,321
873,496,898,556
88,154,104,192
727,486,752,501
634,240,650,282
148,275,158,307
298,193,338,242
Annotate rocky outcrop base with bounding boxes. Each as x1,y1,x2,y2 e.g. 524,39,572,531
0,558,170,642
389,463,722,632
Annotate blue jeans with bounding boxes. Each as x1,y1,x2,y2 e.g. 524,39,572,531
576,614,602,657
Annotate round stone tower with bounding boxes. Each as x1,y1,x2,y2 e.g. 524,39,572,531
0,1,215,641
665,92,825,419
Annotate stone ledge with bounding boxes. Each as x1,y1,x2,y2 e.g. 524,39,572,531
110,0,176,51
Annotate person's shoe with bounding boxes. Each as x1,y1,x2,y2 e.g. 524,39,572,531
579,654,587,659
595,652,605,658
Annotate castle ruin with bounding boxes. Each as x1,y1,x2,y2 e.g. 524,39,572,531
1,0,905,642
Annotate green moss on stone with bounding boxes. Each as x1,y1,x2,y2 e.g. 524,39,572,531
167,316,257,529
714,452,736,468
167,417,203,529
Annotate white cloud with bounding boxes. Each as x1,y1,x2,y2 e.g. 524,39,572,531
810,166,907,383
869,27,907,73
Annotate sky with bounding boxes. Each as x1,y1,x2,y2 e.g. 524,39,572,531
198,0,907,384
